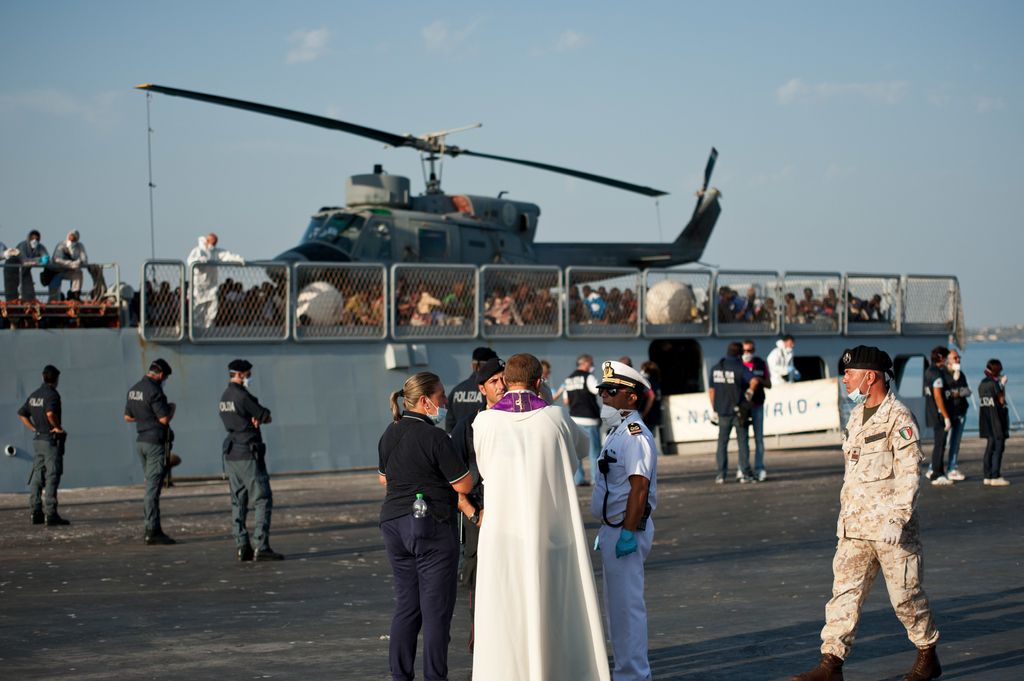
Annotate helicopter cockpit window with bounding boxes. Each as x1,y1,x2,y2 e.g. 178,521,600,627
303,213,367,252
419,228,448,259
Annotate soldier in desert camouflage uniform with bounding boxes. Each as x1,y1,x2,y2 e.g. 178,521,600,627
792,346,941,681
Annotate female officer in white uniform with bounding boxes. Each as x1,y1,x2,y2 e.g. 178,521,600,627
591,360,657,681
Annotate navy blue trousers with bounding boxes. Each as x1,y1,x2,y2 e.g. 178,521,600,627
381,514,459,681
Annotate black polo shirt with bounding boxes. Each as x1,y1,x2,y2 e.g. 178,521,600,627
125,376,171,444
219,382,272,460
18,383,61,440
923,365,951,427
378,411,469,524
445,373,485,432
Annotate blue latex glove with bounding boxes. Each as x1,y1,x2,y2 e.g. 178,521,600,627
615,529,637,559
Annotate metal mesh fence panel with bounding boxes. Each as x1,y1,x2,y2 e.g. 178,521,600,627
565,267,642,338
902,276,957,335
713,271,781,336
141,261,185,341
642,269,713,337
293,263,387,341
480,265,561,339
780,272,842,335
845,274,900,335
189,262,290,342
391,264,478,340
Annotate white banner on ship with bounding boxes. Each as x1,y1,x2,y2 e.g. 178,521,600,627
663,377,840,443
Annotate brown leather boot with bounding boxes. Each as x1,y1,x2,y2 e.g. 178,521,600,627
790,653,844,681
902,645,941,681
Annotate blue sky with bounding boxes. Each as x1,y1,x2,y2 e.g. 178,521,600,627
1,0,1021,326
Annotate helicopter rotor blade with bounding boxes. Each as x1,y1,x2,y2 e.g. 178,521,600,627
136,84,416,149
454,149,668,197
692,147,719,219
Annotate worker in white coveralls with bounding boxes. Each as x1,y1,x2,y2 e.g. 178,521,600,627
471,352,610,681
186,232,244,330
593,359,657,681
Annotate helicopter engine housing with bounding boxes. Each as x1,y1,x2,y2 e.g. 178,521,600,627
346,173,410,208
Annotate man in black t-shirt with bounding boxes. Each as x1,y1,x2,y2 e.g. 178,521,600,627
922,346,953,485
709,342,752,484
17,365,69,526
124,358,176,545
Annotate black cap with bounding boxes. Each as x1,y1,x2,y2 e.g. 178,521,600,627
42,364,61,376
228,359,253,373
472,346,498,362
475,357,505,385
840,346,893,373
149,358,172,376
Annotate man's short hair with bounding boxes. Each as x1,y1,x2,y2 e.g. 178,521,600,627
930,346,950,364
742,339,755,350
726,342,743,357
782,334,795,343
576,353,592,366
504,353,542,387
28,229,41,240
42,365,61,384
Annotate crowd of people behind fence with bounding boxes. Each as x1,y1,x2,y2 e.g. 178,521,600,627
716,284,892,326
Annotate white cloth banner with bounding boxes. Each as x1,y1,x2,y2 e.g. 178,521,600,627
664,377,840,442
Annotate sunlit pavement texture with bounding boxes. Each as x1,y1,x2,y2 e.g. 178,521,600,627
1,438,1021,681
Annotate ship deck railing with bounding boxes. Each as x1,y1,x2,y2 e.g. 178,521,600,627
3,261,961,344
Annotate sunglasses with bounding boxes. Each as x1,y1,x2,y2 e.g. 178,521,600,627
599,387,624,397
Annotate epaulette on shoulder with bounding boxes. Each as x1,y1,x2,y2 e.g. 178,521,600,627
628,422,643,435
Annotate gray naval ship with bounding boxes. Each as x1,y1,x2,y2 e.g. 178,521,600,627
0,251,962,493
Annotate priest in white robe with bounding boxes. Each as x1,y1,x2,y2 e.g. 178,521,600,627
472,353,610,681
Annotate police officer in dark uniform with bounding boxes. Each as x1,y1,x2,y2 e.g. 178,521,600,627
444,347,497,432
922,346,954,485
124,358,176,545
450,356,505,649
17,365,70,526
709,342,752,484
219,359,283,561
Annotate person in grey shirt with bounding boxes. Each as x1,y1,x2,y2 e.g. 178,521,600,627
9,229,48,301
49,230,88,301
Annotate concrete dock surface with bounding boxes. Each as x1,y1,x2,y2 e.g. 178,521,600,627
1,438,1021,681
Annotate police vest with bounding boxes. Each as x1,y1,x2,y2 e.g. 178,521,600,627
564,369,600,420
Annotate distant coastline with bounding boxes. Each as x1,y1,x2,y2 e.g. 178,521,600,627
967,325,1024,343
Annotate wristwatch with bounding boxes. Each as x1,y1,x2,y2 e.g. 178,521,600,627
469,513,480,526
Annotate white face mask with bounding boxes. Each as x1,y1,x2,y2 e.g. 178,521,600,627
742,353,754,363
29,239,39,249
601,403,624,428
951,363,961,373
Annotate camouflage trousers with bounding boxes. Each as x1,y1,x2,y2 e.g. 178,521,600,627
821,536,939,659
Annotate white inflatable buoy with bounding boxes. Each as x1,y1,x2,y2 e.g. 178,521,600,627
645,280,696,324
297,281,344,325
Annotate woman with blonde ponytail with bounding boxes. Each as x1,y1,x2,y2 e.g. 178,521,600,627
377,371,473,680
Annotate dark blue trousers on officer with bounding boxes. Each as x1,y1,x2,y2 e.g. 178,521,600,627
29,439,63,517
136,442,166,531
380,514,459,681
225,457,273,551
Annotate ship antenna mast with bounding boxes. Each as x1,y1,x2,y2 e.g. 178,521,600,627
145,92,157,259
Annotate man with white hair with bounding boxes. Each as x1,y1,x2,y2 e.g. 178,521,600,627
49,230,88,301
186,232,245,330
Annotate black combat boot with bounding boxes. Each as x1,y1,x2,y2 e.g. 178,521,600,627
791,653,844,681
237,544,255,562
45,513,70,526
254,547,285,561
31,511,45,525
144,529,177,545
902,646,941,681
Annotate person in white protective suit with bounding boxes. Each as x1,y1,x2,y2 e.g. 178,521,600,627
471,352,610,681
767,334,801,383
186,233,244,330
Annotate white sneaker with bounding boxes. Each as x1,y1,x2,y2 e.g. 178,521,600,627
947,469,966,481
931,475,954,486
714,475,725,485
923,469,935,480
983,478,991,485
757,469,767,482
988,477,1011,487
736,470,745,481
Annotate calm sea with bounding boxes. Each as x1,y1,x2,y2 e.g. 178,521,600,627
957,340,1023,431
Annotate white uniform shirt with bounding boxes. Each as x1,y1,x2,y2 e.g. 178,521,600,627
592,410,657,522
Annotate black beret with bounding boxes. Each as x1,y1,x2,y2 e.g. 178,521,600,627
475,357,505,385
149,358,172,376
228,359,253,373
472,346,498,362
840,346,892,373
42,364,61,376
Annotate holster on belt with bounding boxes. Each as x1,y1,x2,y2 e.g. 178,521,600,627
250,442,267,463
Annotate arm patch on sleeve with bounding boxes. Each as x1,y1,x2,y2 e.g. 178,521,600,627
628,423,642,435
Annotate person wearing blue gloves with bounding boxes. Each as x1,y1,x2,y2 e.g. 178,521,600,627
592,359,658,681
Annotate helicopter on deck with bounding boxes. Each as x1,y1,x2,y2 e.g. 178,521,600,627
138,84,721,268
